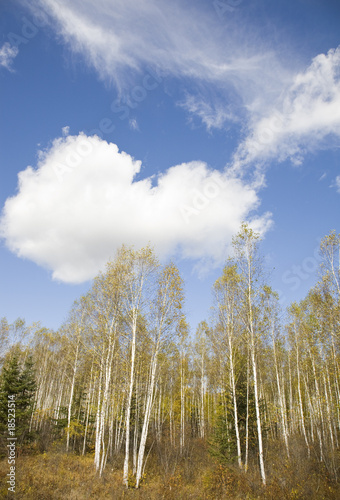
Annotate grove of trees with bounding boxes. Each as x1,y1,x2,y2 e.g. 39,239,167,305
1,226,340,498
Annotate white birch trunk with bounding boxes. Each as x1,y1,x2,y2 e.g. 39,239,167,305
228,335,242,468
247,272,266,485
94,358,104,471
200,351,205,439
180,350,185,454
245,354,249,472
135,350,158,488
294,324,310,456
83,362,94,455
123,315,137,487
66,342,79,452
272,331,289,457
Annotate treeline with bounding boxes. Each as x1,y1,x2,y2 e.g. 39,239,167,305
1,225,340,494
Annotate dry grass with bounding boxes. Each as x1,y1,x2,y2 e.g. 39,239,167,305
0,440,339,499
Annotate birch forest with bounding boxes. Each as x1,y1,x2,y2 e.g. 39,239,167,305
1,225,340,499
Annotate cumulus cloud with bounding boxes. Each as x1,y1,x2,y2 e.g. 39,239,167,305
0,43,19,71
0,133,270,283
233,47,340,171
62,125,70,136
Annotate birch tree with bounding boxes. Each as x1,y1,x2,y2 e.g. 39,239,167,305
194,321,209,441
262,286,290,457
121,246,158,487
232,224,266,485
135,263,184,488
62,298,88,453
89,259,128,475
213,263,243,468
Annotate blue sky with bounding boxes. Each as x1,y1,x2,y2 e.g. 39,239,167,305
0,0,339,332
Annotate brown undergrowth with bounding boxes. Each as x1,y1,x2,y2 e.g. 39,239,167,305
0,441,339,500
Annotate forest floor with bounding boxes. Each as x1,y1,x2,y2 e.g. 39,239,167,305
1,443,340,499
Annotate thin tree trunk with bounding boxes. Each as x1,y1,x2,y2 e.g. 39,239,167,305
67,342,79,452
135,349,158,488
83,362,94,455
245,352,250,472
272,332,289,457
180,350,185,454
123,315,137,487
248,279,266,485
228,334,242,468
94,358,104,471
295,329,310,456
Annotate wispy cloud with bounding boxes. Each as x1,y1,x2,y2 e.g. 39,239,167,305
0,133,270,283
0,43,19,71
25,1,340,166
232,47,340,172
29,0,291,121
129,118,139,131
179,93,238,131
335,176,340,193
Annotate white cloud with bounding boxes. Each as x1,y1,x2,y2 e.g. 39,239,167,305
335,176,340,193
233,47,340,171
129,118,139,131
0,43,19,71
25,1,340,164
0,134,270,283
28,0,291,124
62,125,70,136
179,94,238,131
